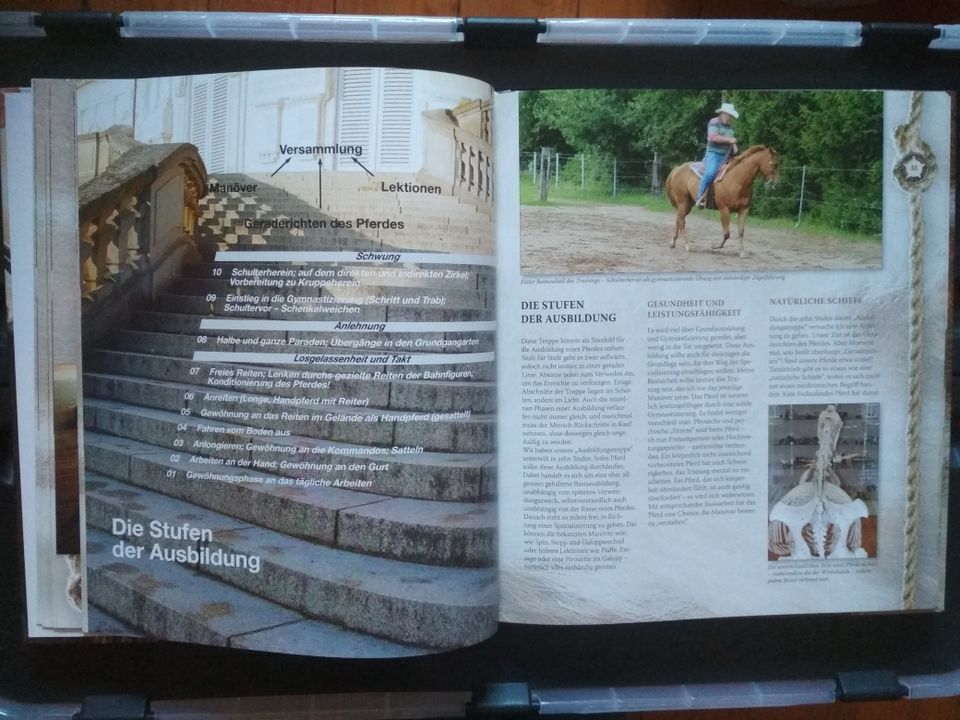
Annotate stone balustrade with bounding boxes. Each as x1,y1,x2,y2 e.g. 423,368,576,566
421,100,493,208
78,143,206,348
453,128,493,204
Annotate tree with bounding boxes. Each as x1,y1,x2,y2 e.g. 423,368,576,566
523,89,635,156
519,91,571,153
798,91,883,234
623,90,716,165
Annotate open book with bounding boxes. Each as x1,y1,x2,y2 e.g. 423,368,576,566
2,66,952,658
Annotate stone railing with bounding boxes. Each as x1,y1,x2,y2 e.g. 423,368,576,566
453,127,493,205
79,143,207,348
420,103,493,208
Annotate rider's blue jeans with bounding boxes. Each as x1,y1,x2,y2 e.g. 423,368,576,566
696,152,725,202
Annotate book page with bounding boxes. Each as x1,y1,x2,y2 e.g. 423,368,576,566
20,68,499,656
496,89,951,623
5,86,85,636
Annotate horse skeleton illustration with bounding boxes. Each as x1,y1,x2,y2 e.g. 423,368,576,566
769,405,869,560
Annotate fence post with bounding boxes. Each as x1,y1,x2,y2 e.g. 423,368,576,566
555,152,560,187
532,151,538,183
796,165,807,226
580,153,585,189
652,151,661,193
539,147,551,202
613,157,618,198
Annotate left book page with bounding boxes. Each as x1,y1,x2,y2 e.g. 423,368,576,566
12,69,498,658
5,87,85,637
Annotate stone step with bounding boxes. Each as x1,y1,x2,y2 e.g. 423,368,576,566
210,182,488,203
166,277,495,309
107,322,497,382
199,206,484,233
210,172,490,206
200,212,484,239
84,398,495,502
179,262,495,290
108,327,496,357
102,330,497,383
201,228,478,254
203,227,489,252
213,237,494,255
210,242,494,262
206,203,490,228
185,258,496,273
325,283,494,308
204,231,380,251
201,191,489,217
85,373,495,453
214,239,495,259
204,181,327,211
155,295,496,322
326,198,488,212
87,606,141,636
85,433,495,566
88,348,496,411
85,476,498,648
320,205,491,221
215,170,464,189
86,527,431,657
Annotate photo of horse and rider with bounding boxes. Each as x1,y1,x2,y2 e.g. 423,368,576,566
519,89,884,275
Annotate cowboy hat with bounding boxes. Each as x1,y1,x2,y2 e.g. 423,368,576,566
716,102,739,118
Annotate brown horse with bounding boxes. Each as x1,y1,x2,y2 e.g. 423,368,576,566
665,145,780,258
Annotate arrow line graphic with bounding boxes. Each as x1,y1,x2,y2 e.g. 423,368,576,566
351,156,374,178
270,157,291,177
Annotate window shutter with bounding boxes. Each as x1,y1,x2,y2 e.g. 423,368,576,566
209,75,229,173
189,79,209,157
377,70,413,169
337,69,374,170
188,75,229,173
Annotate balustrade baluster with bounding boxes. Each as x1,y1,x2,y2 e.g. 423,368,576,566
184,174,202,237
92,210,119,286
485,153,493,202
79,220,98,301
114,194,140,269
135,191,152,257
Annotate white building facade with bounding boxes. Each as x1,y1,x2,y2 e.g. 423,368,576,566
76,68,492,177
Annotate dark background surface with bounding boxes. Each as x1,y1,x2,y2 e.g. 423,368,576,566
1,7,959,718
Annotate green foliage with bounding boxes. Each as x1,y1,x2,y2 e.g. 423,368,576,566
624,90,715,165
798,91,883,235
726,90,882,234
522,89,636,156
518,89,885,237
520,91,572,153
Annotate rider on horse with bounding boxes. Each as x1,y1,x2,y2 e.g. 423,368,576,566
695,102,740,208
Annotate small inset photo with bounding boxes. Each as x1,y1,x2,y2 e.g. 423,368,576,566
519,89,884,275
767,403,879,561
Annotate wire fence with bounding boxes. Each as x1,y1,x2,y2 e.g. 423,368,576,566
521,150,882,237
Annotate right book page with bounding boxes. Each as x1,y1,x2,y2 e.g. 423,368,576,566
496,89,952,623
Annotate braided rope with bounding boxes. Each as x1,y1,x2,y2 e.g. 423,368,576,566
896,91,928,610
903,190,924,609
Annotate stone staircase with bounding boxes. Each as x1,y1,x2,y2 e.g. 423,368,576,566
83,173,498,657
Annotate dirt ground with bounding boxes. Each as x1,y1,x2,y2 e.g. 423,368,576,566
520,203,882,275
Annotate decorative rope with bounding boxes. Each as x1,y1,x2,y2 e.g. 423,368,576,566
893,91,937,610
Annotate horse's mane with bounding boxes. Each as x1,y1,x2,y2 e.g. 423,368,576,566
726,145,771,170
